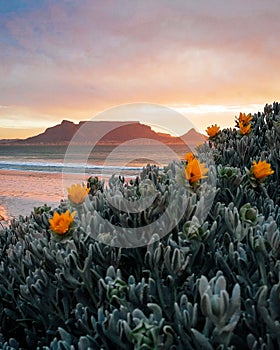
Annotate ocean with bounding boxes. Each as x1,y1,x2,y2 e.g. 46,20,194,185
0,144,188,219
0,144,189,173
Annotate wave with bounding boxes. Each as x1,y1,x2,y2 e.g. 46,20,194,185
0,160,148,175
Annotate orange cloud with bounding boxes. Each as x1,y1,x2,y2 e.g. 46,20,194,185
0,1,280,138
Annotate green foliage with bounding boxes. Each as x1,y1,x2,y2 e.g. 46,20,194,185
1,102,280,349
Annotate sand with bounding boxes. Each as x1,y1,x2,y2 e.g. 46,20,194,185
0,169,88,221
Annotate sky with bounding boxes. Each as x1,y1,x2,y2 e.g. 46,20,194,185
0,0,280,139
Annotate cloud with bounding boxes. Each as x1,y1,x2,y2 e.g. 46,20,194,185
0,105,62,128
0,0,279,136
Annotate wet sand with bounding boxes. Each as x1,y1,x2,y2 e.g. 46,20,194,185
0,169,89,220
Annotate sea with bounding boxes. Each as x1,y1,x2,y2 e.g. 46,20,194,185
0,144,188,220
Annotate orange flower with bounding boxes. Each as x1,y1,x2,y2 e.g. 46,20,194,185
206,124,220,138
239,121,251,135
67,183,90,204
49,210,76,235
251,160,274,180
185,158,208,184
184,152,195,162
239,112,252,125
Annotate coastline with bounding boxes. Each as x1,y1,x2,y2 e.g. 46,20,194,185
0,169,115,223
0,169,86,221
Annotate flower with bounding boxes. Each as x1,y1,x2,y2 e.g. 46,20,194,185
184,152,195,162
67,183,90,204
239,112,252,125
49,210,76,235
185,158,208,184
206,124,220,138
251,160,274,180
239,121,251,135
238,112,252,135
236,112,253,135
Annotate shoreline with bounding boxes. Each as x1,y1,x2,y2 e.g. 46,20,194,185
0,169,125,223
0,169,86,221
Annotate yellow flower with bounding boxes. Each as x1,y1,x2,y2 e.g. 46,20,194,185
206,124,220,138
67,183,90,204
184,152,195,162
49,210,76,235
239,121,251,135
251,160,274,180
239,112,252,125
185,158,208,184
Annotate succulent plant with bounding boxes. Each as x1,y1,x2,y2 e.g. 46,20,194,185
239,203,258,225
1,103,280,348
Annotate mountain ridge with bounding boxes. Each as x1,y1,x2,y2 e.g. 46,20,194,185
0,120,207,146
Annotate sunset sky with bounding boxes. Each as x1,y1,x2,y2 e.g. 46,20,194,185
0,0,280,139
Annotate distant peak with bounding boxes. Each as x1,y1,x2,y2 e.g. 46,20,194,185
61,120,74,125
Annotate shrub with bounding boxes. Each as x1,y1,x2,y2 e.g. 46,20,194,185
1,102,280,349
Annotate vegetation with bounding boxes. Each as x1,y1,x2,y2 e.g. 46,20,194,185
0,102,280,349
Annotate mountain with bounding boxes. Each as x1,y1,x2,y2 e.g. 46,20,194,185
0,120,206,146
180,128,208,147
20,120,178,145
24,120,78,143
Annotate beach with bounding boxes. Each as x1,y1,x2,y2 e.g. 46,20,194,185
0,143,187,222
0,169,87,220
0,168,135,222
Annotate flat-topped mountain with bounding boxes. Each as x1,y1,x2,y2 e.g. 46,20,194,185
0,120,206,146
